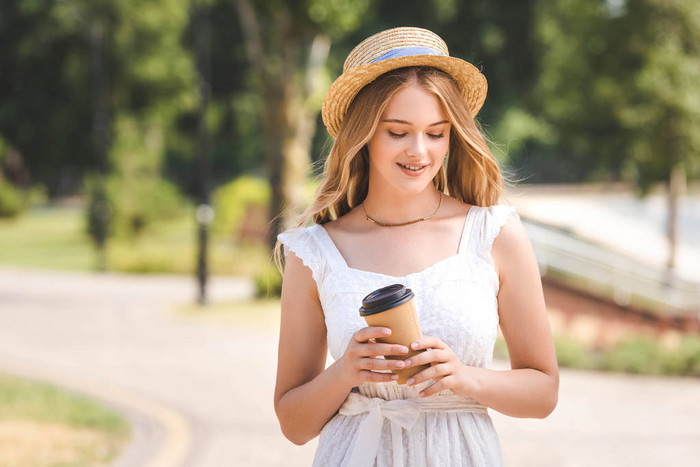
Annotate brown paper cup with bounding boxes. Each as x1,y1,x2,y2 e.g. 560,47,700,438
360,284,430,384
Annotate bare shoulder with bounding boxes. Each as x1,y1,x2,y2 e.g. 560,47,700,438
490,211,537,282
491,210,529,251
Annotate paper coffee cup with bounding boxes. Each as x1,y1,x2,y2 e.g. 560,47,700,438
359,284,430,384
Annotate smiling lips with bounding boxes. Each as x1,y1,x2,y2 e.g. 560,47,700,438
397,162,428,171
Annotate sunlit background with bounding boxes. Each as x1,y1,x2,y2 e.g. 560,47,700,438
0,0,699,466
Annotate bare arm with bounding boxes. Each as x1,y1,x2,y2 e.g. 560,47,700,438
274,251,409,445
402,214,559,418
477,213,559,417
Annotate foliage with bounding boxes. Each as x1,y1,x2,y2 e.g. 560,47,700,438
254,261,283,298
553,334,593,369
515,0,700,187
0,203,274,276
0,180,26,218
85,173,112,248
496,332,700,377
618,0,700,192
604,335,670,375
103,175,184,240
211,175,270,237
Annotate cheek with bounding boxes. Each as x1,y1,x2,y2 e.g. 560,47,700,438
368,136,401,162
431,137,449,157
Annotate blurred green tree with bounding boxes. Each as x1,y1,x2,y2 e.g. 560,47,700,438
52,0,195,266
618,0,700,269
233,0,370,248
525,0,700,270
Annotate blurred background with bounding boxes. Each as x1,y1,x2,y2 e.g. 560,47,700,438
1,0,699,466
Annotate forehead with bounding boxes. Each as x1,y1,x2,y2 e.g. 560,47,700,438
380,83,448,122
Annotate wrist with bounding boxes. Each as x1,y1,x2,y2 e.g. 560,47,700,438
330,357,357,392
455,364,487,400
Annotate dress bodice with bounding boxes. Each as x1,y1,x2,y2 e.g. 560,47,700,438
278,204,518,374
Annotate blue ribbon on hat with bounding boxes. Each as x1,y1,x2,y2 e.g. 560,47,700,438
370,46,446,63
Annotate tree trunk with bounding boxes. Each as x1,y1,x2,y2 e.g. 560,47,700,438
235,0,330,250
280,34,330,232
89,17,111,271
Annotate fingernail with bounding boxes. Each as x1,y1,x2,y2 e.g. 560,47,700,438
404,359,411,366
407,378,415,385
383,329,391,335
411,342,419,349
418,391,425,397
395,361,405,368
391,374,399,380
400,346,409,353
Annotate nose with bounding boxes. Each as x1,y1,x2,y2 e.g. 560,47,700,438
407,134,428,158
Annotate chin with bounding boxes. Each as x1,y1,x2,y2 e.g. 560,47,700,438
392,180,437,197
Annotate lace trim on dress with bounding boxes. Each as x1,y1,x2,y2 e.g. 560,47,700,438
478,205,520,266
277,227,325,287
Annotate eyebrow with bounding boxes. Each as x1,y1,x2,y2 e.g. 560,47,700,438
381,118,450,127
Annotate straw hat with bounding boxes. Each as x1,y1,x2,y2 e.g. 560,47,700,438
321,27,487,138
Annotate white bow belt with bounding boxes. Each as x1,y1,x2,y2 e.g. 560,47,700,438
338,391,487,467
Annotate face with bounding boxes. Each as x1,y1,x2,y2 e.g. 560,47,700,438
366,82,451,197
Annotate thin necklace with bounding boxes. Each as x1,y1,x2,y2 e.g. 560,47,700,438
362,193,442,227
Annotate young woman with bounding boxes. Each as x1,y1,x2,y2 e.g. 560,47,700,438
274,27,559,466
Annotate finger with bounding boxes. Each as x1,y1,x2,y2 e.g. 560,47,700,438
360,370,399,383
354,326,392,342
410,336,446,351
406,362,448,386
418,376,453,398
363,356,406,371
362,342,409,358
403,349,447,368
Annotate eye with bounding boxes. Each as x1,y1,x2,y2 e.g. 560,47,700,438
388,131,407,138
428,133,445,139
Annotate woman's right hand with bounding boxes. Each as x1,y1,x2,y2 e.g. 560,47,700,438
337,327,410,387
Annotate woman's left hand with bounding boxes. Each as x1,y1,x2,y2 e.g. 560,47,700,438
403,336,479,398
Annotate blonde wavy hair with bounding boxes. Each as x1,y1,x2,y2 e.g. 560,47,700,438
275,66,505,269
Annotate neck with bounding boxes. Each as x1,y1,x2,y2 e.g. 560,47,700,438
362,186,442,225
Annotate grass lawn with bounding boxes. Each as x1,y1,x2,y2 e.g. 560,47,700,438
0,206,95,271
0,205,271,276
0,373,130,466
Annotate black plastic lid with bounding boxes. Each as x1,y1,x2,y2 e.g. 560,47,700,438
359,284,414,316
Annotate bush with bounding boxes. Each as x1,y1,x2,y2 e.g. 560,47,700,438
212,175,270,240
554,334,593,369
0,181,25,218
107,175,186,239
254,263,282,298
604,336,670,375
677,336,700,376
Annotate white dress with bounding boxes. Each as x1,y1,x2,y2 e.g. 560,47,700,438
277,204,518,467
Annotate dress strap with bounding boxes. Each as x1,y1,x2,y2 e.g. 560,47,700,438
457,204,480,255
309,224,349,269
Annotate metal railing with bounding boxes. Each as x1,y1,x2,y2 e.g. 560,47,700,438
521,216,700,319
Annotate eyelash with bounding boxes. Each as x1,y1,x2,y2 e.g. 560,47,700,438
388,131,445,139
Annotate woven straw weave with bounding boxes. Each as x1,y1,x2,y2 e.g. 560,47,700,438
322,27,487,138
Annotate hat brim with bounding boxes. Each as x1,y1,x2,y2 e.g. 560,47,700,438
321,54,487,138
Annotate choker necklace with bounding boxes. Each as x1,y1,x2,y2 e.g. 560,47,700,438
362,193,442,227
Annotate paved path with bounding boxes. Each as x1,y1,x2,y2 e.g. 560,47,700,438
1,267,699,466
